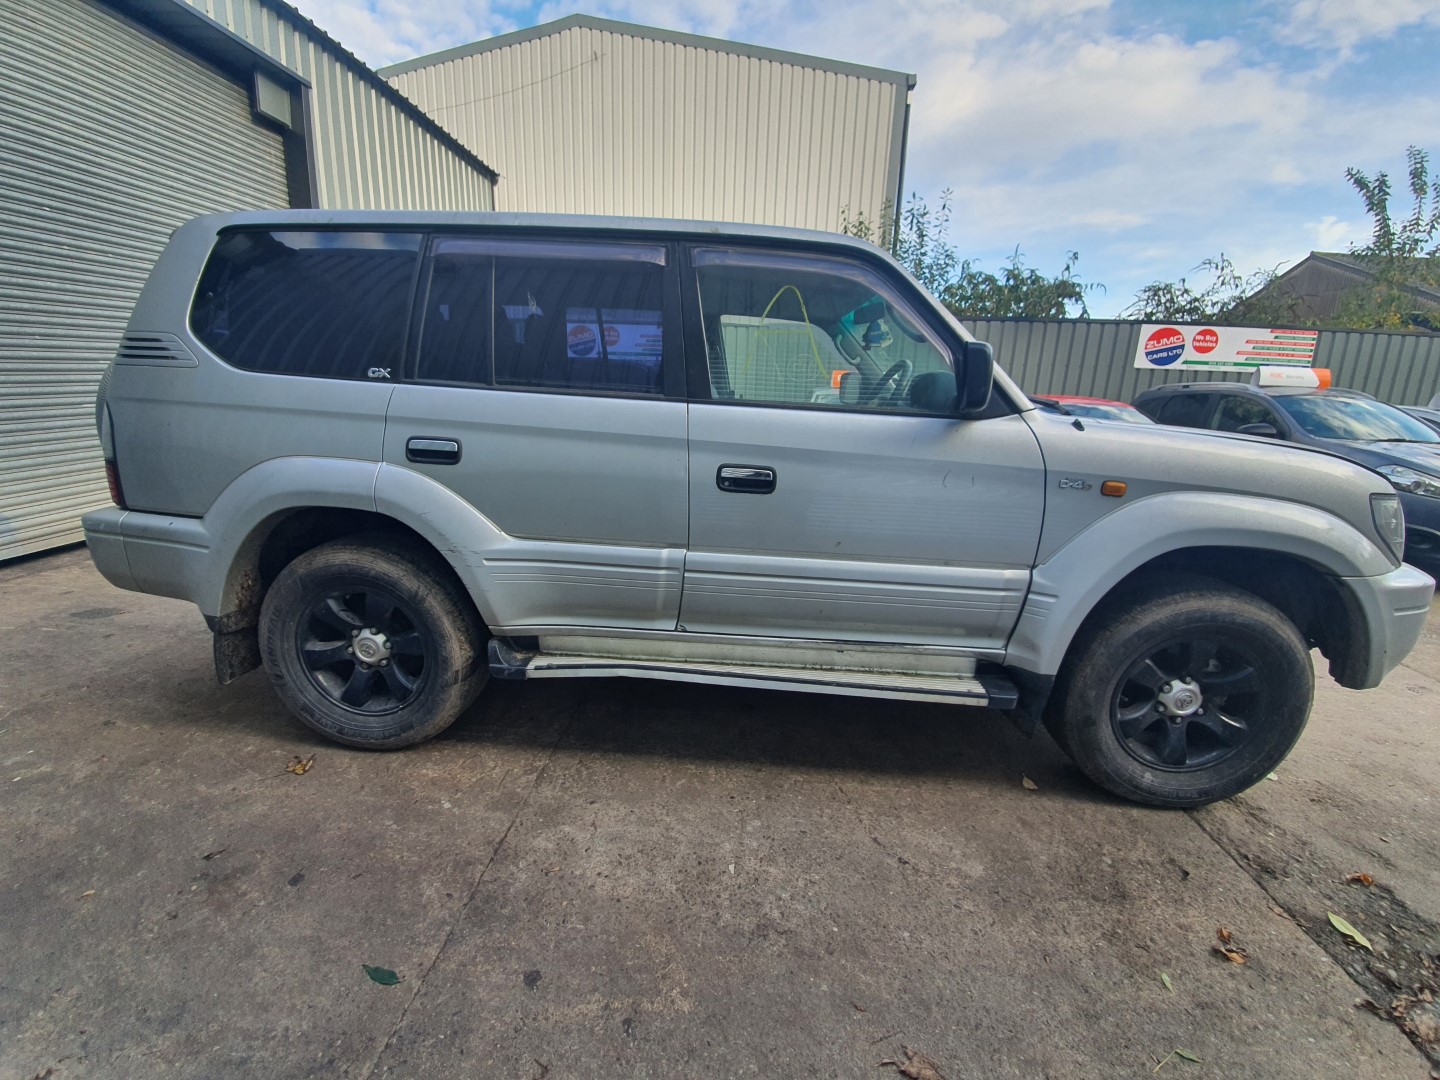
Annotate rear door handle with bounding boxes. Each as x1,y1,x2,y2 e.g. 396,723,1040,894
717,464,776,494
406,437,461,465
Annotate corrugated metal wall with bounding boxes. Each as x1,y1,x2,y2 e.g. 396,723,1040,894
386,21,905,229
184,0,496,211
963,319,1440,406
0,0,290,560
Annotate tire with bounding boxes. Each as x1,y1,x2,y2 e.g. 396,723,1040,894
1046,582,1312,808
259,535,488,749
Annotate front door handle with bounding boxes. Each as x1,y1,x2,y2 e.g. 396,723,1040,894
717,464,776,494
406,437,461,465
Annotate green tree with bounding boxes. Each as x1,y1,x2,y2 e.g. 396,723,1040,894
1348,145,1440,258
1337,145,1440,329
942,248,1096,319
841,193,1098,318
1124,254,1289,324
841,190,958,296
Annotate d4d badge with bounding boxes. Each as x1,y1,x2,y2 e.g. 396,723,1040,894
1058,477,1093,491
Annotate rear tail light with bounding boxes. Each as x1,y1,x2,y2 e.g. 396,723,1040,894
105,459,127,509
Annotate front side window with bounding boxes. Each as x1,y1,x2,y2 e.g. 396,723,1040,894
693,248,953,412
416,238,668,395
191,230,421,379
1274,393,1440,443
1213,395,1280,432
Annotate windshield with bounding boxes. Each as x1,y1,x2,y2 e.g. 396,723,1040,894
1273,394,1440,443
1062,402,1152,424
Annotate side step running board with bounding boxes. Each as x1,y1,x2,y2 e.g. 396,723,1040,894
488,639,1017,710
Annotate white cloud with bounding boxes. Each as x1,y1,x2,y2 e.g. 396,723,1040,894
1307,214,1368,252
287,0,519,67
281,0,1440,314
1279,0,1440,50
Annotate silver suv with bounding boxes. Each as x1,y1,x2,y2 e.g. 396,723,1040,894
84,211,1434,807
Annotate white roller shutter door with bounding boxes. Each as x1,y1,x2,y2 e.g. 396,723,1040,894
0,0,289,560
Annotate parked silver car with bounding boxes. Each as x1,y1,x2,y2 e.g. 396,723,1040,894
84,211,1434,807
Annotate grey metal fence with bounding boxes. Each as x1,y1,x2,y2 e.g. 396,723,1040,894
961,319,1440,407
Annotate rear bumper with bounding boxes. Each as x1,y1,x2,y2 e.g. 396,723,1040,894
82,507,212,609
1340,561,1435,688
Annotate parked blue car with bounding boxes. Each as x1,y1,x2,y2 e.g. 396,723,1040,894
1135,379,1440,569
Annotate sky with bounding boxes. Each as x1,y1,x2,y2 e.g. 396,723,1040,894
288,0,1440,316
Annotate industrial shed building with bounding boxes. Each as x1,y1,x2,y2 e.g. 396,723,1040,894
0,0,497,560
382,14,915,232
1249,251,1440,330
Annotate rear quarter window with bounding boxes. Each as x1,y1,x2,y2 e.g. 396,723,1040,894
190,230,422,379
1155,393,1216,429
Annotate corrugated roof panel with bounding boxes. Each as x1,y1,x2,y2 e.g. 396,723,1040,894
183,0,496,211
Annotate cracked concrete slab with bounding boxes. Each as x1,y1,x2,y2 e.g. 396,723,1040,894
2,549,1435,1079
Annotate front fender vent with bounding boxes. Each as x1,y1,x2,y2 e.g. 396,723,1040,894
116,332,198,368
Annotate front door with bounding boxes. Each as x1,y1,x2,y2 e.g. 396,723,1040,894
383,236,688,632
680,246,1045,650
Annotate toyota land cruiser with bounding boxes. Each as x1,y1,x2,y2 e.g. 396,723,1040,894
83,211,1435,807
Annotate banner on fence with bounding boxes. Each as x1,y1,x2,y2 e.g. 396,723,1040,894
1132,324,1318,372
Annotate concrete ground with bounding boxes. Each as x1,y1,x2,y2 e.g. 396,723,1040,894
2,547,1438,1080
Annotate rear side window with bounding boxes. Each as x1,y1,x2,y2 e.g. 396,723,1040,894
416,238,668,395
191,230,421,379
1155,393,1215,428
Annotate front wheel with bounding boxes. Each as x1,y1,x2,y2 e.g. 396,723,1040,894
259,535,488,749
1047,583,1313,808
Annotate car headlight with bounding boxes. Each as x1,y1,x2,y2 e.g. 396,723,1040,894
1377,464,1440,498
1371,493,1406,563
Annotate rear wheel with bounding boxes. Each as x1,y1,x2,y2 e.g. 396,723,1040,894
1046,583,1312,807
259,536,487,748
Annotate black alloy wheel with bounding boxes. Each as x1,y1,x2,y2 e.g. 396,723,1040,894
259,535,489,749
1046,580,1312,808
298,587,428,714
1110,637,1260,771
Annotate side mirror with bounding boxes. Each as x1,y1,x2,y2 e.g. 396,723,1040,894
1238,422,1280,438
957,340,994,417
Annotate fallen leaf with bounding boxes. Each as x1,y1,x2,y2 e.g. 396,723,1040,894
891,1047,946,1080
285,754,316,775
1212,945,1249,965
1267,903,1292,921
1021,775,1038,791
853,1001,867,1012
1161,972,1174,993
1153,1048,1203,1073
78,890,95,899
1406,1010,1440,1045
362,964,401,986
1216,927,1233,944
1346,872,1375,887
202,848,226,861
1329,912,1373,951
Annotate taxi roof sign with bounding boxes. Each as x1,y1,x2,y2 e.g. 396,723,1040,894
1251,365,1331,389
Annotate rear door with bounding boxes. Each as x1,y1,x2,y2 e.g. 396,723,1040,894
679,245,1045,650
383,236,688,631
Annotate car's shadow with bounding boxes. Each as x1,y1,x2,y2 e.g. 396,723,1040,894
142,654,1116,806
442,675,1115,805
